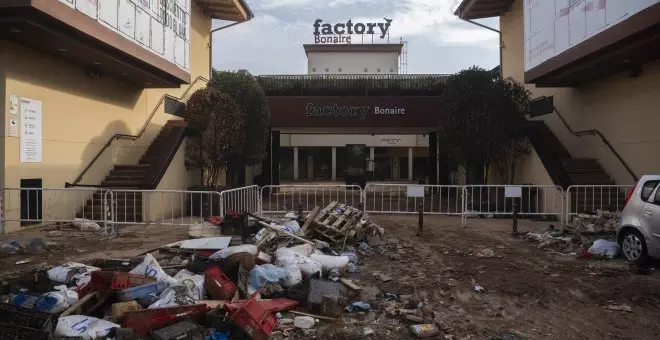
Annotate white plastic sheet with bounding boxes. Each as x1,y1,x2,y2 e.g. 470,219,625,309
209,245,259,260
588,239,620,259
130,253,178,286
47,262,100,286
55,315,119,339
275,247,322,276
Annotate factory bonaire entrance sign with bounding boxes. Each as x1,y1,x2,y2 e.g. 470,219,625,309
268,96,441,128
313,18,392,44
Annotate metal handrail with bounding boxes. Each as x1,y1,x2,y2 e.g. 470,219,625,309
67,76,209,187
542,96,638,182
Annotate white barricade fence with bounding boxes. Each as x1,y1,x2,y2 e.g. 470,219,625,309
260,185,363,215
363,183,465,215
565,185,634,223
107,189,222,226
462,185,564,226
219,185,260,217
0,187,107,232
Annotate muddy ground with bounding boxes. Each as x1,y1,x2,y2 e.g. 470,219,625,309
1,216,659,340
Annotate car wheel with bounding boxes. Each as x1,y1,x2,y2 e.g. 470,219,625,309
621,229,648,264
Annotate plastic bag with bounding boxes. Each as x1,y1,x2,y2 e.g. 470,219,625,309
309,254,350,272
34,285,79,314
72,218,102,231
209,245,258,260
55,315,119,339
47,262,100,285
275,247,322,277
130,253,177,286
248,264,289,289
174,269,205,301
282,265,302,287
588,239,619,259
148,285,196,309
287,244,314,257
280,220,300,235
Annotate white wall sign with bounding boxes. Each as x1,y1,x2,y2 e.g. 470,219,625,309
58,0,190,72
524,0,659,71
19,97,43,163
8,95,19,137
504,186,522,198
407,185,425,198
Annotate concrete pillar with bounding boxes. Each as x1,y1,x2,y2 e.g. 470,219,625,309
408,147,413,181
331,147,337,181
369,147,375,171
293,147,299,180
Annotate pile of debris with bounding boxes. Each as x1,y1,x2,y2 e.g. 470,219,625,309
566,210,621,235
522,210,622,258
0,201,443,339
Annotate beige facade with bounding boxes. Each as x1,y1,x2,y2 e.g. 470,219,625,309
0,1,250,232
308,51,399,74
501,0,655,186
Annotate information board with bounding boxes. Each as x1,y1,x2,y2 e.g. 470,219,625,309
57,0,190,72
19,97,43,163
524,0,659,71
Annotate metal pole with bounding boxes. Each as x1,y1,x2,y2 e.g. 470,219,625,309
462,19,501,77
512,202,519,235
417,202,424,237
209,20,250,78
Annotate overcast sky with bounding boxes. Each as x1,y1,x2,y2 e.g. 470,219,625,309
211,0,500,75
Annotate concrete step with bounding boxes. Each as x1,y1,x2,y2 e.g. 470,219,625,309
114,164,150,171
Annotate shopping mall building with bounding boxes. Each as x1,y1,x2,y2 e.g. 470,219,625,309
0,0,253,232
254,42,448,185
454,0,660,189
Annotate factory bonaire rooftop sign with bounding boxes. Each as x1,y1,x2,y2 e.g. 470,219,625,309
268,96,441,128
313,18,392,44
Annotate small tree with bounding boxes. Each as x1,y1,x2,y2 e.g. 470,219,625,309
210,70,270,186
185,87,246,188
440,67,531,184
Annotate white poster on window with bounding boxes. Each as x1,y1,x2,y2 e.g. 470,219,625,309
57,0,190,72
524,0,660,71
20,98,43,163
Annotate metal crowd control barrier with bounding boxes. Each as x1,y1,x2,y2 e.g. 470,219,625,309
219,185,260,217
363,183,465,216
565,185,634,223
461,185,564,226
260,185,363,214
0,187,108,232
106,189,222,227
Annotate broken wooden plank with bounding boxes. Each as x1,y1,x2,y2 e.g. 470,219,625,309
257,221,314,245
340,278,361,292
290,310,339,322
301,206,321,235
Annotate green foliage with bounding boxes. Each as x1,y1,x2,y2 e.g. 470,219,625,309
256,74,447,96
210,70,270,167
185,87,246,188
440,66,532,184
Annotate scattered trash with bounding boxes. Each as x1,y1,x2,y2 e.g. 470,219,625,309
345,301,371,312
15,259,32,265
475,248,495,258
409,324,441,337
293,316,316,329
588,239,619,259
606,303,632,312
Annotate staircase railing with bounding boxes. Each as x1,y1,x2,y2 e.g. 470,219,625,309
66,76,209,188
540,96,638,182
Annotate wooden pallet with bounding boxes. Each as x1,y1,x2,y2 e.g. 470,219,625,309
310,202,364,243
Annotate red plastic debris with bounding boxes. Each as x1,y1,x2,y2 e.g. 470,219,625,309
225,294,277,340
123,304,210,335
224,298,299,314
204,265,237,300
207,216,223,225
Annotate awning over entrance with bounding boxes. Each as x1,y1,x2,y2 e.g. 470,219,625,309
454,0,514,20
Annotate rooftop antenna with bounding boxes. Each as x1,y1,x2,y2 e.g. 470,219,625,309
399,37,408,74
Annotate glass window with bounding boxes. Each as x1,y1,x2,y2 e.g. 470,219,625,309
641,180,659,202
